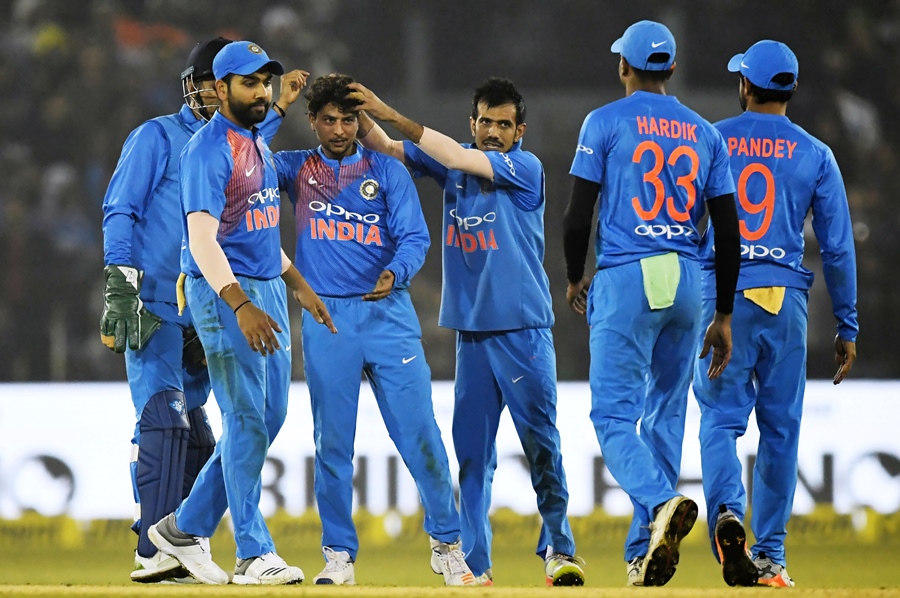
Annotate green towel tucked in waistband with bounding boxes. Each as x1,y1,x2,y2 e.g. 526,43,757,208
640,252,681,310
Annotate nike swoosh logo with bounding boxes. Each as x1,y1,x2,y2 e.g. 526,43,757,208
308,176,318,185
512,375,524,383
402,356,417,364
245,165,257,177
284,345,291,352
651,41,667,48
740,61,749,69
455,183,465,189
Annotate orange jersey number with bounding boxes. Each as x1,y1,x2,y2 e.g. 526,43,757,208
736,162,775,241
631,140,700,222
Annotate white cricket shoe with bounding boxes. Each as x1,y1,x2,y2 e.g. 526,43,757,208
130,549,187,583
148,513,228,585
626,556,645,586
755,552,795,587
232,552,303,585
313,547,356,585
430,538,476,586
642,495,698,586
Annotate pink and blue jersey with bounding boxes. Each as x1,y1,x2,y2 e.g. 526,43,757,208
570,91,735,269
274,144,429,298
404,140,553,332
180,110,283,280
702,111,858,340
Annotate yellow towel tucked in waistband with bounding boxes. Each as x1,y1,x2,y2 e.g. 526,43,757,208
743,286,785,315
176,272,187,316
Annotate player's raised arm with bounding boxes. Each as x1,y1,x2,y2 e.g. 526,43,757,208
348,82,494,179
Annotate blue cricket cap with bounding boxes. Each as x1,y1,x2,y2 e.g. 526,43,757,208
212,40,284,80
727,40,798,90
611,20,676,71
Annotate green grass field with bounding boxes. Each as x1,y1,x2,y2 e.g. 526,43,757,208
2,513,899,597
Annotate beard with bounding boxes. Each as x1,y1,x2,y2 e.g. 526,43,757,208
226,93,269,128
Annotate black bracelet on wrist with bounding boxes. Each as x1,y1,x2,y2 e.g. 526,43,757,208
234,300,252,314
273,103,286,118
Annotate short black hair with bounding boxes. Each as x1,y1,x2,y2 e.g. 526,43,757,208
746,73,795,104
306,73,362,116
630,53,674,83
471,77,526,125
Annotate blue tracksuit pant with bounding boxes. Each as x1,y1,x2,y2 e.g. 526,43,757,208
587,257,701,562
454,327,575,576
175,275,291,559
693,289,808,566
302,290,460,560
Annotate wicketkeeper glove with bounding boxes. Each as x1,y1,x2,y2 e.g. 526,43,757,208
99,265,162,353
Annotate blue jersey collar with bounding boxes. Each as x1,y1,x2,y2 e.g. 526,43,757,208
316,141,363,166
178,104,207,134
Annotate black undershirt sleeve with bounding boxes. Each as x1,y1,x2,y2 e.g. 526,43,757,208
706,193,741,314
562,176,601,284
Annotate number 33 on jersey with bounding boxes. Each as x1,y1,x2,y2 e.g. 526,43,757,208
570,91,735,269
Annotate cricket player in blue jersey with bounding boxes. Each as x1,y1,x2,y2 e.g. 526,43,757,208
693,40,858,588
348,78,585,587
100,37,307,583
273,74,474,587
562,20,742,587
146,41,335,586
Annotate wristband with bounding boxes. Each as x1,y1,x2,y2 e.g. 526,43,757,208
273,103,286,118
234,300,252,314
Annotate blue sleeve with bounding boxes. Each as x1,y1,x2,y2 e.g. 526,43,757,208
569,111,607,184
101,121,169,265
810,147,858,341
274,151,299,206
257,108,283,145
181,136,231,220
382,158,430,285
403,140,449,188
485,150,544,211
703,129,737,200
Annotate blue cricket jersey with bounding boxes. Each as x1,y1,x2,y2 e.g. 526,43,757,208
180,110,284,280
404,140,553,332
701,111,858,341
274,144,429,298
103,105,282,308
570,91,735,269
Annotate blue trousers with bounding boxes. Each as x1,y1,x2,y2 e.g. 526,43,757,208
175,275,291,559
693,289,808,566
587,257,701,562
454,327,575,576
124,301,211,557
302,290,460,560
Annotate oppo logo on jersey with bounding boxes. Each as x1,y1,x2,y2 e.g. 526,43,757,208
449,208,496,231
742,243,786,260
711,243,787,260
446,209,499,253
247,187,280,205
308,200,381,224
634,224,695,239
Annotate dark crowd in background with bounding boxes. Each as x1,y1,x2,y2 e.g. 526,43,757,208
0,0,897,381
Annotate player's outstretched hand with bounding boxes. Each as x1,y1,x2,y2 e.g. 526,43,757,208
700,312,732,380
276,69,310,109
566,277,591,315
345,82,394,121
363,270,395,302
833,335,856,385
293,287,338,334
235,301,282,355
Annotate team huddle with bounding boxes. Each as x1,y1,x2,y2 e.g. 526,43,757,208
100,19,858,588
